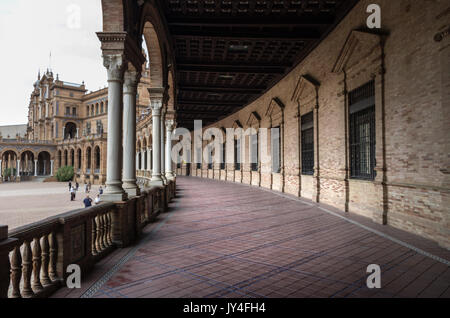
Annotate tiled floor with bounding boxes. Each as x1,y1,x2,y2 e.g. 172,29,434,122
54,176,450,298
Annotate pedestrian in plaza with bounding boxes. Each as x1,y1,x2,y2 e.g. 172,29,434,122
88,181,92,192
68,181,72,191
70,186,75,201
99,186,103,195
83,195,93,208
76,182,79,191
85,183,89,193
94,194,101,205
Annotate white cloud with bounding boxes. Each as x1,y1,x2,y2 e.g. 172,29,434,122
0,0,105,125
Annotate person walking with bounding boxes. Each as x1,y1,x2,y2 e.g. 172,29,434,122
88,181,92,192
99,186,103,195
70,186,75,201
83,195,93,208
94,194,101,205
85,183,89,193
68,181,72,192
76,182,79,191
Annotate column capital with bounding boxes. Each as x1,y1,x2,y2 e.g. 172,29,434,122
165,119,175,131
103,54,126,82
150,100,163,115
123,70,140,94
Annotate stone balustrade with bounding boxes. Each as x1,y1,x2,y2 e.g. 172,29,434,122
0,180,176,298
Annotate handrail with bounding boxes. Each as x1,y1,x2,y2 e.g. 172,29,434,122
0,179,176,298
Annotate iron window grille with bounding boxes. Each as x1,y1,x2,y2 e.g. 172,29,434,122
234,139,241,171
349,80,376,180
271,127,281,173
220,142,226,170
301,112,314,175
251,133,258,172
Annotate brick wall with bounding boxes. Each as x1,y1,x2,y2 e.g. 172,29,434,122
178,0,450,249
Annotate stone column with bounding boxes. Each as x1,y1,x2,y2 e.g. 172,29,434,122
103,54,127,202
16,160,20,177
62,127,66,140
34,160,38,176
122,70,140,197
150,100,163,186
147,147,152,173
165,120,175,180
160,112,167,184
76,128,79,139
50,160,54,177
43,160,47,175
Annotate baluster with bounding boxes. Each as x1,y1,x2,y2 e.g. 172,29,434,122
107,212,113,245
32,237,43,292
102,214,109,247
10,246,22,298
22,240,34,297
101,214,107,249
95,216,103,252
40,235,51,286
92,218,98,255
48,232,57,281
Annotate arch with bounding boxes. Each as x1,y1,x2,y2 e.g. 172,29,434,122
20,151,35,176
70,148,75,167
37,151,51,176
57,150,62,168
77,148,82,170
86,147,92,173
64,122,77,140
94,146,101,172
1,150,19,180
142,20,166,88
64,149,68,166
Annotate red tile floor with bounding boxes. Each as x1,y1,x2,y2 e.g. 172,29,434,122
53,176,450,298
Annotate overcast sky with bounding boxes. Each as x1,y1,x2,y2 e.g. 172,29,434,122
0,0,106,125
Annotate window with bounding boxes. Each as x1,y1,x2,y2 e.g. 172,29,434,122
220,142,226,170
56,102,59,115
301,112,314,175
234,138,241,170
196,147,202,170
251,133,258,172
349,80,376,180
271,127,281,173
65,107,70,116
208,146,213,170
101,103,104,113
72,107,76,116
70,92,74,97
86,106,89,117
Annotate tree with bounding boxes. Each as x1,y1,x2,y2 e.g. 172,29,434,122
56,166,74,182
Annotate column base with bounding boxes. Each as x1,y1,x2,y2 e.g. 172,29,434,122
165,172,175,180
101,191,128,202
124,186,141,197
150,178,164,187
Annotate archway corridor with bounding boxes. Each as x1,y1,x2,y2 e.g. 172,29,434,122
54,177,450,298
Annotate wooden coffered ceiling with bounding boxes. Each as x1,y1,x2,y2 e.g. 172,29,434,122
159,0,359,130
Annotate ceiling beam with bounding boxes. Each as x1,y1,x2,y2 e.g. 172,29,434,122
166,16,336,27
171,30,319,41
178,100,245,107
179,86,264,95
178,64,285,74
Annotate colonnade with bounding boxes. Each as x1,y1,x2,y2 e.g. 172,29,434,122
101,55,175,202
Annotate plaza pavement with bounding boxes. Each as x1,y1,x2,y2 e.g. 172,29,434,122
53,176,450,298
0,181,102,230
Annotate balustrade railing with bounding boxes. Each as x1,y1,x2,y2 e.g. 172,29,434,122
0,180,177,298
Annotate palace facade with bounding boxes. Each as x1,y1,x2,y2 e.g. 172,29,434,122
0,64,151,185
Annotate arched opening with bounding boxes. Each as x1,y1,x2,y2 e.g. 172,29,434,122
20,151,35,177
94,146,101,173
64,122,77,140
77,148,82,171
1,150,19,181
57,150,62,168
86,147,92,174
143,139,147,170
64,150,68,166
137,140,142,170
37,151,51,176
70,149,75,167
